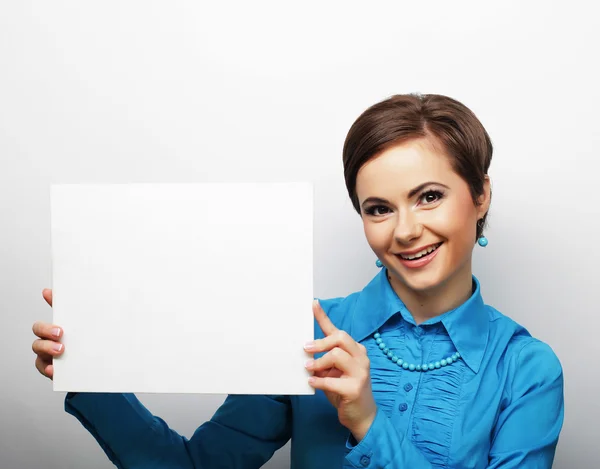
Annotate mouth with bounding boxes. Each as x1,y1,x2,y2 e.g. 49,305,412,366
396,242,443,262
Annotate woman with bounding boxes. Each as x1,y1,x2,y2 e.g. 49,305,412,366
32,94,564,468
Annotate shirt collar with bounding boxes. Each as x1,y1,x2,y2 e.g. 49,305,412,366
350,268,490,374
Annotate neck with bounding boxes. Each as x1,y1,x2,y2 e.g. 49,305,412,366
386,262,473,325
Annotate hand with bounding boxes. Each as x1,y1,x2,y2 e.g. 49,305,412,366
32,289,64,380
305,300,377,442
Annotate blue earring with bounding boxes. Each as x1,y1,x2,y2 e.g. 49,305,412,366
376,259,383,268
477,219,488,247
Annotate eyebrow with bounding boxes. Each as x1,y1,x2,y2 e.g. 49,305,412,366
407,181,449,198
361,181,449,208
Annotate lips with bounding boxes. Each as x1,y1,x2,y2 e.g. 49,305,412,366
394,242,443,269
398,242,443,261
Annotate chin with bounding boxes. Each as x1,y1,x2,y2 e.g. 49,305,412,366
386,255,451,294
398,272,447,293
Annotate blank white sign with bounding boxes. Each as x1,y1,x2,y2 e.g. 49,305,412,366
51,183,315,395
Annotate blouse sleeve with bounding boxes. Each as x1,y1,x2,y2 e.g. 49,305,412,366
487,340,564,468
65,392,292,469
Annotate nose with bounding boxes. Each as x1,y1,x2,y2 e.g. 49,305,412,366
393,209,423,245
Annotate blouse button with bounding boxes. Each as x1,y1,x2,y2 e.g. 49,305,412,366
399,403,408,412
404,383,413,392
414,327,423,337
360,455,371,466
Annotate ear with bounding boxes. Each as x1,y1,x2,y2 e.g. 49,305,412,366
476,176,492,218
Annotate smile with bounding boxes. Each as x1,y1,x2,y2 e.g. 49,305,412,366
398,242,443,261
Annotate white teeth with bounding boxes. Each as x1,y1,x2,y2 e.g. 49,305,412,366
400,243,440,260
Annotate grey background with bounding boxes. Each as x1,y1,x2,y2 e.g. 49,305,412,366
2,1,598,468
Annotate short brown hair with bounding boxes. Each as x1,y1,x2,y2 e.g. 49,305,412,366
342,93,493,239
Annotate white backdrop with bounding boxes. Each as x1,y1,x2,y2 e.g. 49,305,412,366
1,1,597,468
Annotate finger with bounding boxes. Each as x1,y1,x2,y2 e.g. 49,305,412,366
308,375,358,397
312,300,337,336
32,338,64,357
35,356,54,380
32,321,62,340
306,347,354,374
315,368,343,379
305,329,363,357
42,288,53,307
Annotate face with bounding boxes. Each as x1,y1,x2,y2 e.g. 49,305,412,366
355,137,490,297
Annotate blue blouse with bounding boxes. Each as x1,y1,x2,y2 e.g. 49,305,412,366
64,269,564,468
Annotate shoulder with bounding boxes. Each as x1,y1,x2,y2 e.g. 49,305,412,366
486,306,563,396
499,336,565,419
512,337,563,386
487,306,561,362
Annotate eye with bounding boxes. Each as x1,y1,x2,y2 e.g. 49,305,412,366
364,205,391,216
419,190,444,205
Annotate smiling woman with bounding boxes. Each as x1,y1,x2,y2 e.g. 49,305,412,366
346,95,493,324
32,93,564,469
353,136,490,322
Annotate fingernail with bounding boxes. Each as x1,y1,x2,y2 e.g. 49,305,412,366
53,343,63,352
313,299,319,307
51,328,61,337
304,341,316,351
308,377,316,384
305,359,314,369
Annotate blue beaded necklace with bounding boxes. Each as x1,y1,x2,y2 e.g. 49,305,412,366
374,330,462,372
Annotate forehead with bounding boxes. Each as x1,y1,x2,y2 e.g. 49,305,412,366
355,138,457,196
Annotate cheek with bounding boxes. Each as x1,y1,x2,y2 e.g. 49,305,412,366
430,203,478,244
443,216,475,241
363,220,391,250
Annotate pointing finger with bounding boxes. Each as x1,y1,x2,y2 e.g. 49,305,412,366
312,300,337,336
